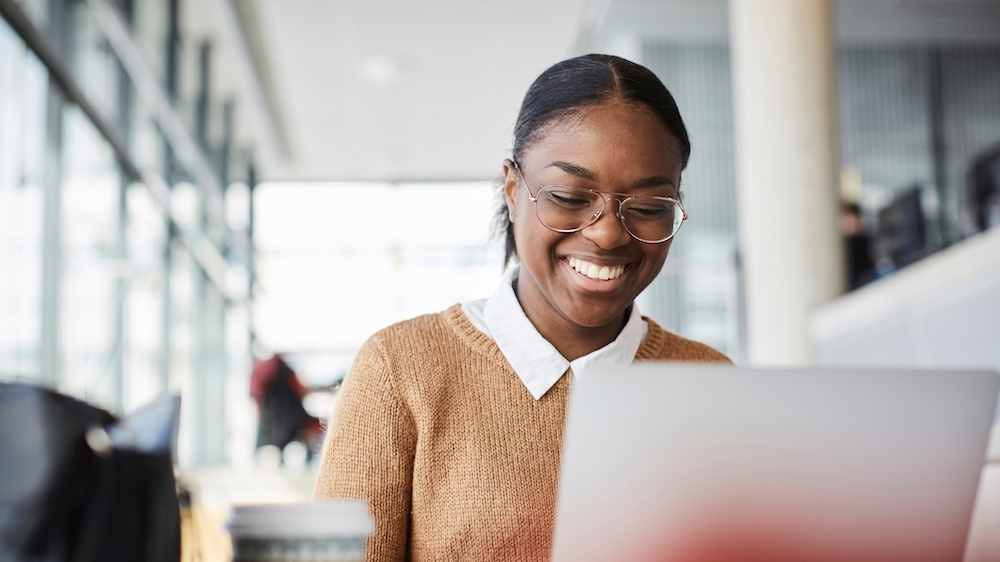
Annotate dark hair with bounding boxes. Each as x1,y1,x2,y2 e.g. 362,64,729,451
494,54,691,266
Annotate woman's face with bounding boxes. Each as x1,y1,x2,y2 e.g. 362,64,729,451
504,98,683,340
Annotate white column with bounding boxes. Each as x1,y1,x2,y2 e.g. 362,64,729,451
729,0,844,365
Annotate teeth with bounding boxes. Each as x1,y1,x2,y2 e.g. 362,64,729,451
568,258,625,281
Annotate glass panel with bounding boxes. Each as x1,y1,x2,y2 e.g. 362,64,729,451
131,0,170,86
58,105,122,410
14,0,50,32
64,0,122,137
226,303,254,467
197,280,227,464
942,47,1000,240
0,24,49,382
2,0,252,465
177,37,203,148
838,44,1000,275
122,181,167,411
130,90,166,180
171,240,197,464
838,45,936,263
252,181,503,387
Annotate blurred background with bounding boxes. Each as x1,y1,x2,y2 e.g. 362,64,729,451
1,0,1000,544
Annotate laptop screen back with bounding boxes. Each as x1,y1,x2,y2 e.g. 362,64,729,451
551,365,999,562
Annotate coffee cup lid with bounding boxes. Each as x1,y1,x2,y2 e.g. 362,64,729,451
226,501,374,539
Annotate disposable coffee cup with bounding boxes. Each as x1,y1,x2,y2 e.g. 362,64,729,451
226,501,374,562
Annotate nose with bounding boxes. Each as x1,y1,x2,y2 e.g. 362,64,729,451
579,197,632,249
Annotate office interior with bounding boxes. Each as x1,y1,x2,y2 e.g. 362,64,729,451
1,0,999,557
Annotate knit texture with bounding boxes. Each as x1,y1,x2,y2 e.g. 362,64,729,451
314,304,731,562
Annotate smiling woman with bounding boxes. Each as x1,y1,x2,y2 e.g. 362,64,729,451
313,54,731,562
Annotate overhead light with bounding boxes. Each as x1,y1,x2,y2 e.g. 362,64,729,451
359,54,408,87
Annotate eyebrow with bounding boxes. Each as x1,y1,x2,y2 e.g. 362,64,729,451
546,161,599,181
544,160,677,190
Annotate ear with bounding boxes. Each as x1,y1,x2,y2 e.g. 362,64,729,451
502,158,519,219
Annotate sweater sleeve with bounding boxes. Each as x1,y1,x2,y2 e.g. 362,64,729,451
314,335,416,562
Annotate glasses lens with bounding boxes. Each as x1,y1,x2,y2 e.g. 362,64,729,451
535,186,604,232
532,184,684,243
620,198,683,243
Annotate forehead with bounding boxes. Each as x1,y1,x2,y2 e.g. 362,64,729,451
523,100,683,174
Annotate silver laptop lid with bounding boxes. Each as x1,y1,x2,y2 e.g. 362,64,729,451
552,365,999,562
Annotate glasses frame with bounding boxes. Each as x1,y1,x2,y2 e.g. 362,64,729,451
513,161,687,244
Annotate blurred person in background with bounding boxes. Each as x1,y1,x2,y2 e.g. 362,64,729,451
840,201,875,290
250,354,322,465
314,54,731,561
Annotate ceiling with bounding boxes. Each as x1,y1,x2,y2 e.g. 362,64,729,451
244,0,595,183
242,0,1000,184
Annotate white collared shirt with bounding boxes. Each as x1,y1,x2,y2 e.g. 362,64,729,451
461,265,649,400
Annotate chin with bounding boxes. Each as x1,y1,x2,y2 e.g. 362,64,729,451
563,304,631,330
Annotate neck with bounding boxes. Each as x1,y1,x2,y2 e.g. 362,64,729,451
551,323,626,362
516,289,631,362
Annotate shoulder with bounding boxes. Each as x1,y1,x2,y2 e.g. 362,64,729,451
364,304,485,350
366,310,444,343
341,305,508,412
637,316,733,364
356,304,505,368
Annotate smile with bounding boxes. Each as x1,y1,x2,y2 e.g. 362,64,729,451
568,257,626,281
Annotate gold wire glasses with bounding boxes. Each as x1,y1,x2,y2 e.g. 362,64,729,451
513,162,687,244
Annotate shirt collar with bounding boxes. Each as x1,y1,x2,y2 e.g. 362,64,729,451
481,265,648,400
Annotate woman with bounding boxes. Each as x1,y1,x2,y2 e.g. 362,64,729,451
314,53,731,561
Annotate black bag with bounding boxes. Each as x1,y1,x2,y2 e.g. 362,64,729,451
0,383,181,562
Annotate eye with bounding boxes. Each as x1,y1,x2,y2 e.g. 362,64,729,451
543,187,594,210
626,200,674,221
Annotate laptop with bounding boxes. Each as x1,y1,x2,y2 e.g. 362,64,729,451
551,365,999,562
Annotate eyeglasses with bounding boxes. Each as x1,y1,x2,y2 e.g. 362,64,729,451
513,161,687,244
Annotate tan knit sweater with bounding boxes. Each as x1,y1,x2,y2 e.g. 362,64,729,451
314,304,731,561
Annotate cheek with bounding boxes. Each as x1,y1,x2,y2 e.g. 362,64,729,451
513,208,561,263
512,211,537,258
511,195,533,226
511,200,535,242
646,243,672,271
